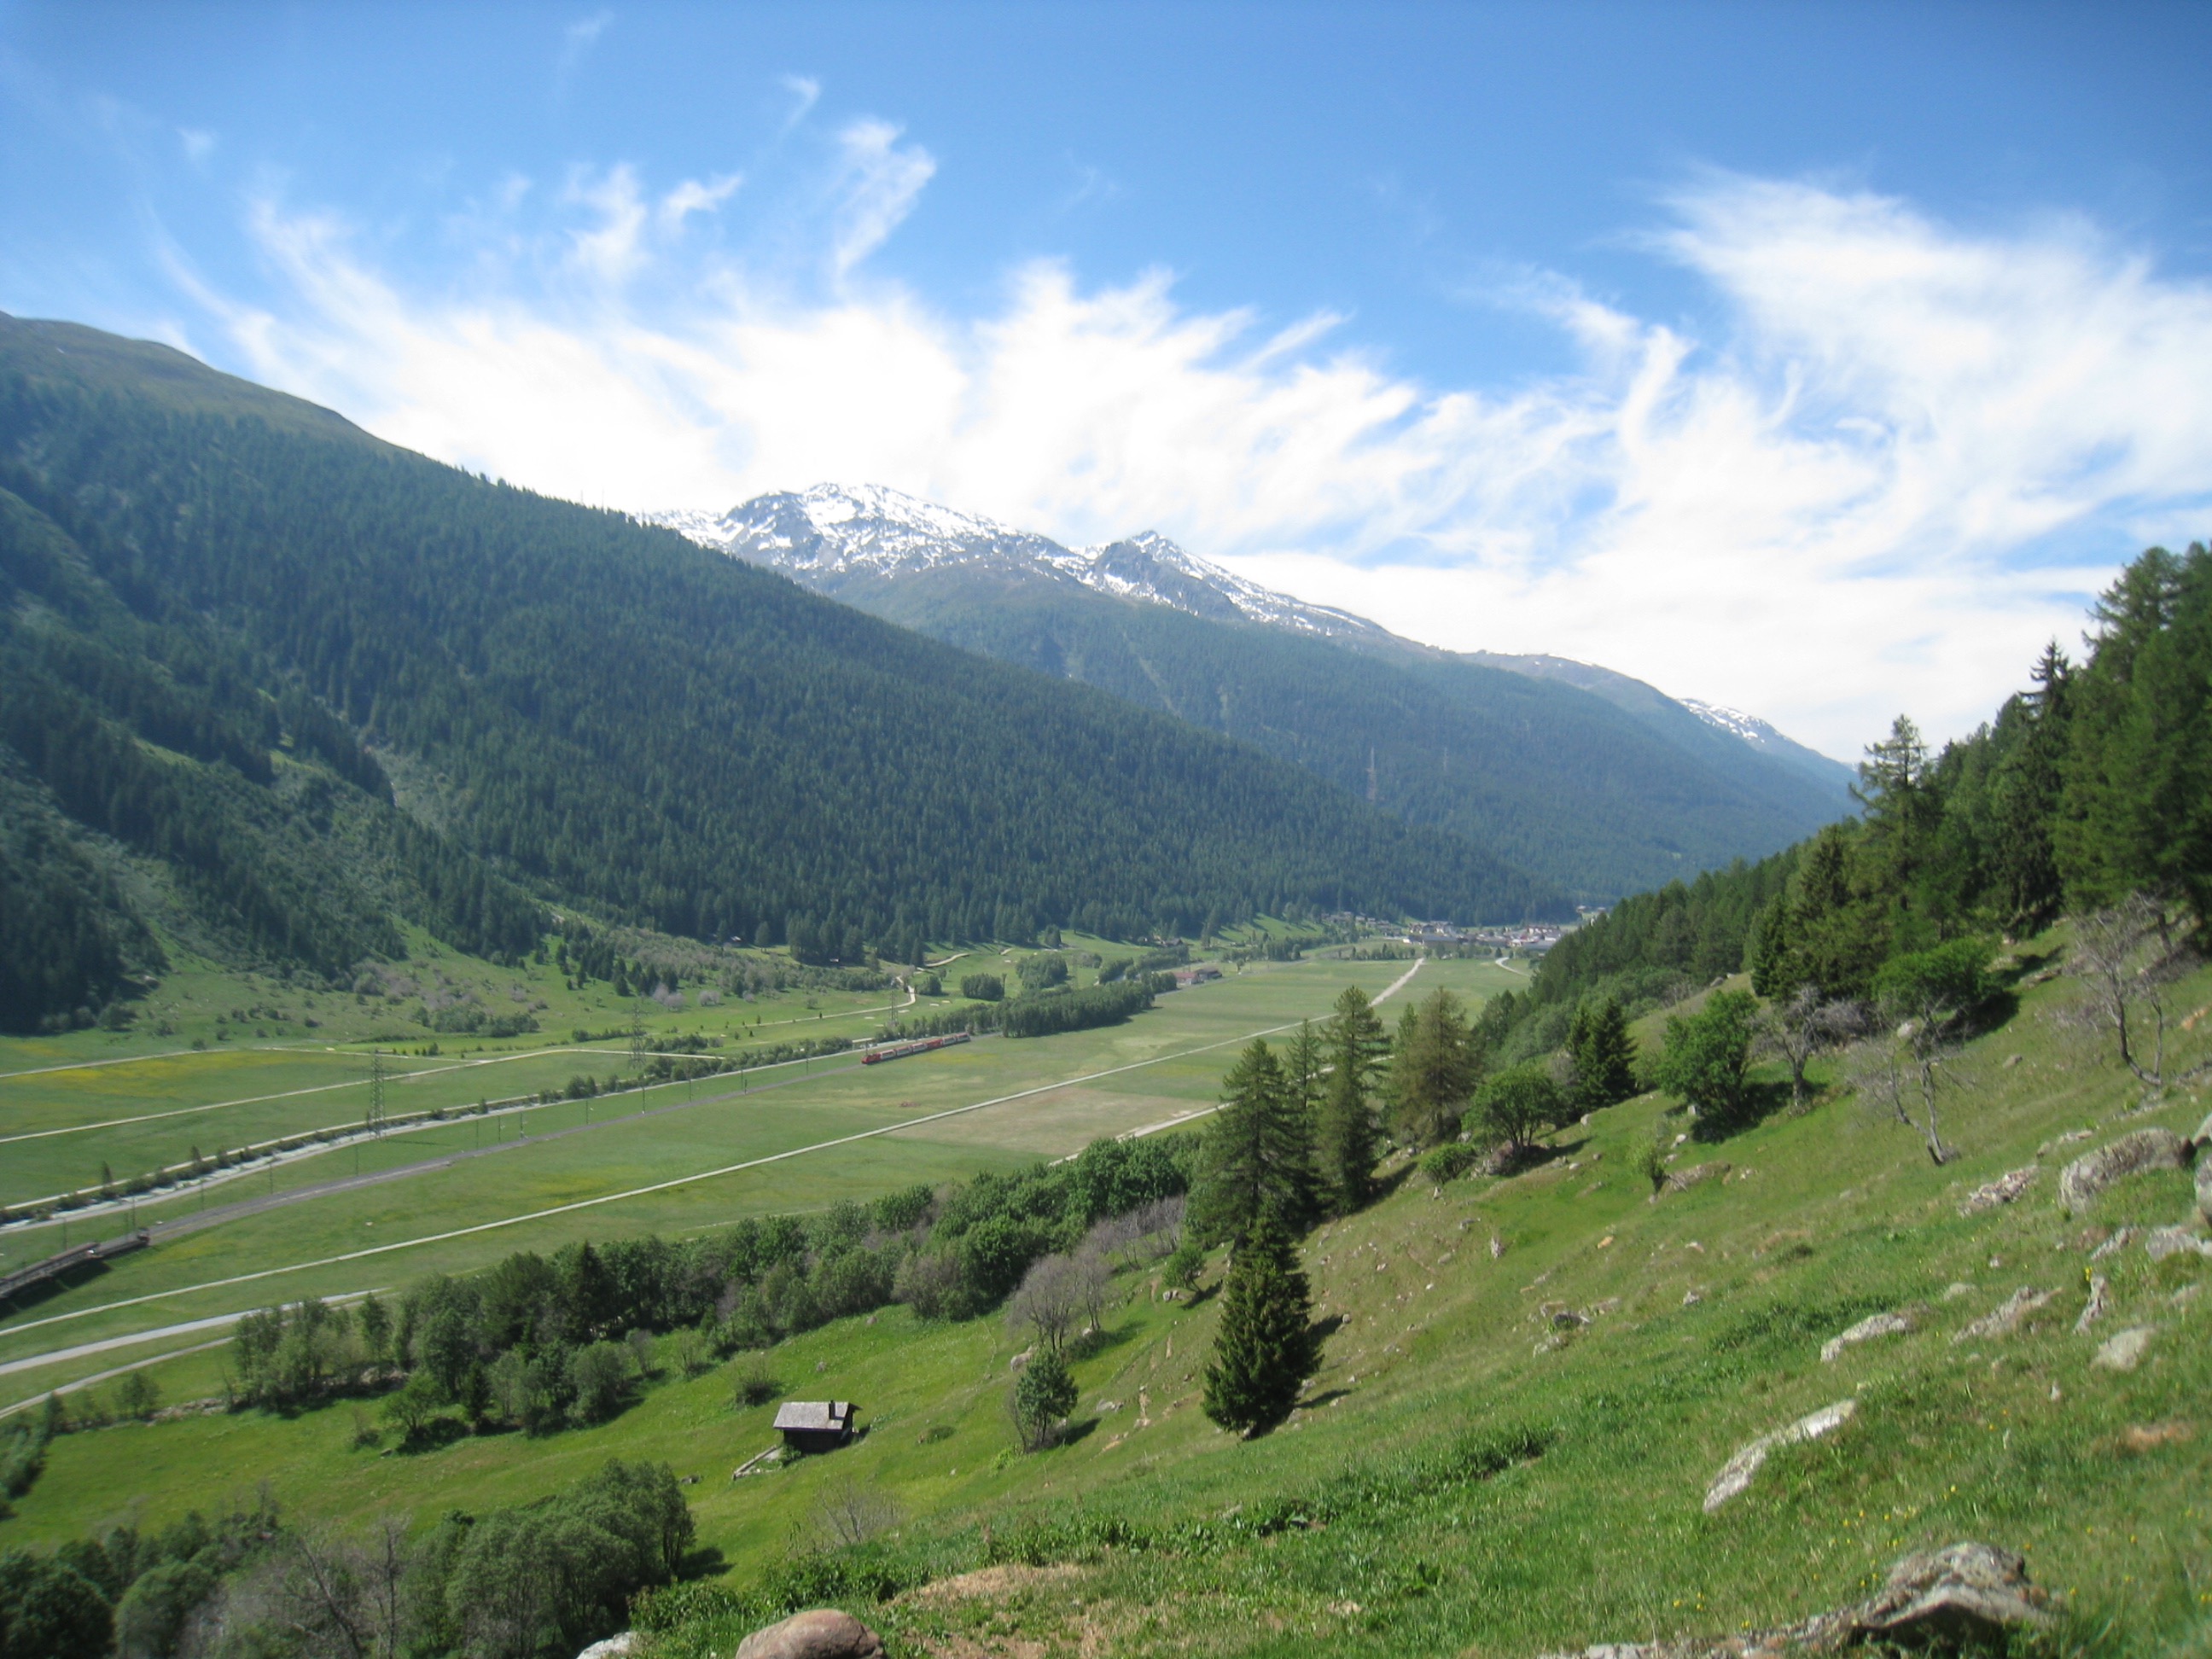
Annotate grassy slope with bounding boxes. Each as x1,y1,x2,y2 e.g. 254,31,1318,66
12,945,2203,1656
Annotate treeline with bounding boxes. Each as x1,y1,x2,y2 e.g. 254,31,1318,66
886,978,1161,1041
1481,541,2212,1098
0,316,1558,1034
221,1136,1191,1436
0,1459,691,1659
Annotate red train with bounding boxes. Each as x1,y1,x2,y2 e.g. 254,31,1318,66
860,1031,973,1066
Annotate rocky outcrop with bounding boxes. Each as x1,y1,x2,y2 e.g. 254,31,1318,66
575,1636,635,1659
2058,1128,2190,1213
1702,1400,1856,1513
1819,1312,1912,1364
2075,1274,2110,1336
1540,1540,2048,1656
1953,1287,2052,1344
2144,1225,2212,1261
1662,1161,1731,1197
734,1610,885,1659
2197,1157,2212,1225
1959,1166,2037,1215
2092,1327,2157,1372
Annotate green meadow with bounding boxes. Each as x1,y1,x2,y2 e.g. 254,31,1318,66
2,947,1490,1402
6,939,2206,1656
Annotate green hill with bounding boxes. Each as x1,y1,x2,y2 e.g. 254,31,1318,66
0,314,1563,1031
6,947,2205,1657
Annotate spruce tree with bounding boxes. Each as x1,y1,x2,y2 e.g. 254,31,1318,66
1387,988,1478,1147
1315,985,1387,1213
1190,1039,1318,1245
1202,1213,1320,1435
1569,996,1638,1112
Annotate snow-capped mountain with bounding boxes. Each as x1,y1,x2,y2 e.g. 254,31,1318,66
646,482,1853,807
643,483,1392,643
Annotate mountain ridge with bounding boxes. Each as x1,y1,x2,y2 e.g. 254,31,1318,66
649,486,1856,899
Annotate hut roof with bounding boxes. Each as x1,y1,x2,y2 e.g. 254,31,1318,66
772,1400,852,1432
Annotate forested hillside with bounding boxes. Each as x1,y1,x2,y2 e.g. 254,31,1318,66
0,315,1562,1029
681,492,1853,901
1498,538,2212,1051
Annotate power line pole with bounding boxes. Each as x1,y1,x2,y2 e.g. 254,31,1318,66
367,1046,387,1138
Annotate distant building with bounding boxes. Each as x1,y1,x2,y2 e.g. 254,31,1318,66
773,1400,856,1452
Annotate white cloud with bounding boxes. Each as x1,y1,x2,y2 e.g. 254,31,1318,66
556,10,614,87
178,127,215,164
660,172,742,232
779,74,821,132
826,119,934,282
178,167,2212,760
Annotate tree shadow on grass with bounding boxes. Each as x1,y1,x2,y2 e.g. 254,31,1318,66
676,1545,729,1580
1691,1079,1796,1144
392,1416,471,1455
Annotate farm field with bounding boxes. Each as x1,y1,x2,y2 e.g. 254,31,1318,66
4,942,2204,1658
1,948,1501,1405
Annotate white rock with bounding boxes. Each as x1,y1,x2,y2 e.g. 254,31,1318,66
576,1635,636,1659
2143,1225,2212,1262
1821,1312,1913,1364
1703,1399,1858,1512
1953,1288,2052,1344
2074,1275,2110,1336
2091,1327,2157,1372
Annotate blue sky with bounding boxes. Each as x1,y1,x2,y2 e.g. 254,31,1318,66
5,2,2212,757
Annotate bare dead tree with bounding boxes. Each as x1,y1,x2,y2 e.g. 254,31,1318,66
2064,894,2206,1091
1005,1253,1082,1354
1756,986,1866,1110
1843,1020,1970,1165
812,1476,903,1549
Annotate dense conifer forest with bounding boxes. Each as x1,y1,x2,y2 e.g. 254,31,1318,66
828,562,1849,901
0,317,1564,1028
1493,539,2212,1054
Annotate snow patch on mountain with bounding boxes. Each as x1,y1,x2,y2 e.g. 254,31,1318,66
1681,699,1785,748
641,484,1388,640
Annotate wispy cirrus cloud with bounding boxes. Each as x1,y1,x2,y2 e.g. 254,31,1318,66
171,158,2212,758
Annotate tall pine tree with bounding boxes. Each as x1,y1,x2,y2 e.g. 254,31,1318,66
1190,1039,1318,1246
1201,1212,1320,1435
1387,987,1480,1147
1566,995,1637,1115
1315,984,1388,1214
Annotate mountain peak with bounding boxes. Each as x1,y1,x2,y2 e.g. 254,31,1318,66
643,486,1388,638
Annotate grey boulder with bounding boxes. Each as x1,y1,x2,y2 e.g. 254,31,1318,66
2058,1128,2189,1213
734,1610,885,1659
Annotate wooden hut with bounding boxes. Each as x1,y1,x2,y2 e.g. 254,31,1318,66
772,1400,855,1452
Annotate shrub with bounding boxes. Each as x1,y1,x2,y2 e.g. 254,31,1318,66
567,1341,632,1425
1010,1347,1077,1451
1652,989,1760,1132
1473,1063,1562,1152
1417,1144,1479,1185
959,973,1004,1002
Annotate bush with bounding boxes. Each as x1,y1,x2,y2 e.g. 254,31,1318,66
567,1342,632,1425
1472,1063,1562,1152
734,1361,777,1408
1010,1348,1078,1451
1417,1144,1479,1185
1652,989,1760,1132
959,973,1004,1002
1016,953,1068,991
